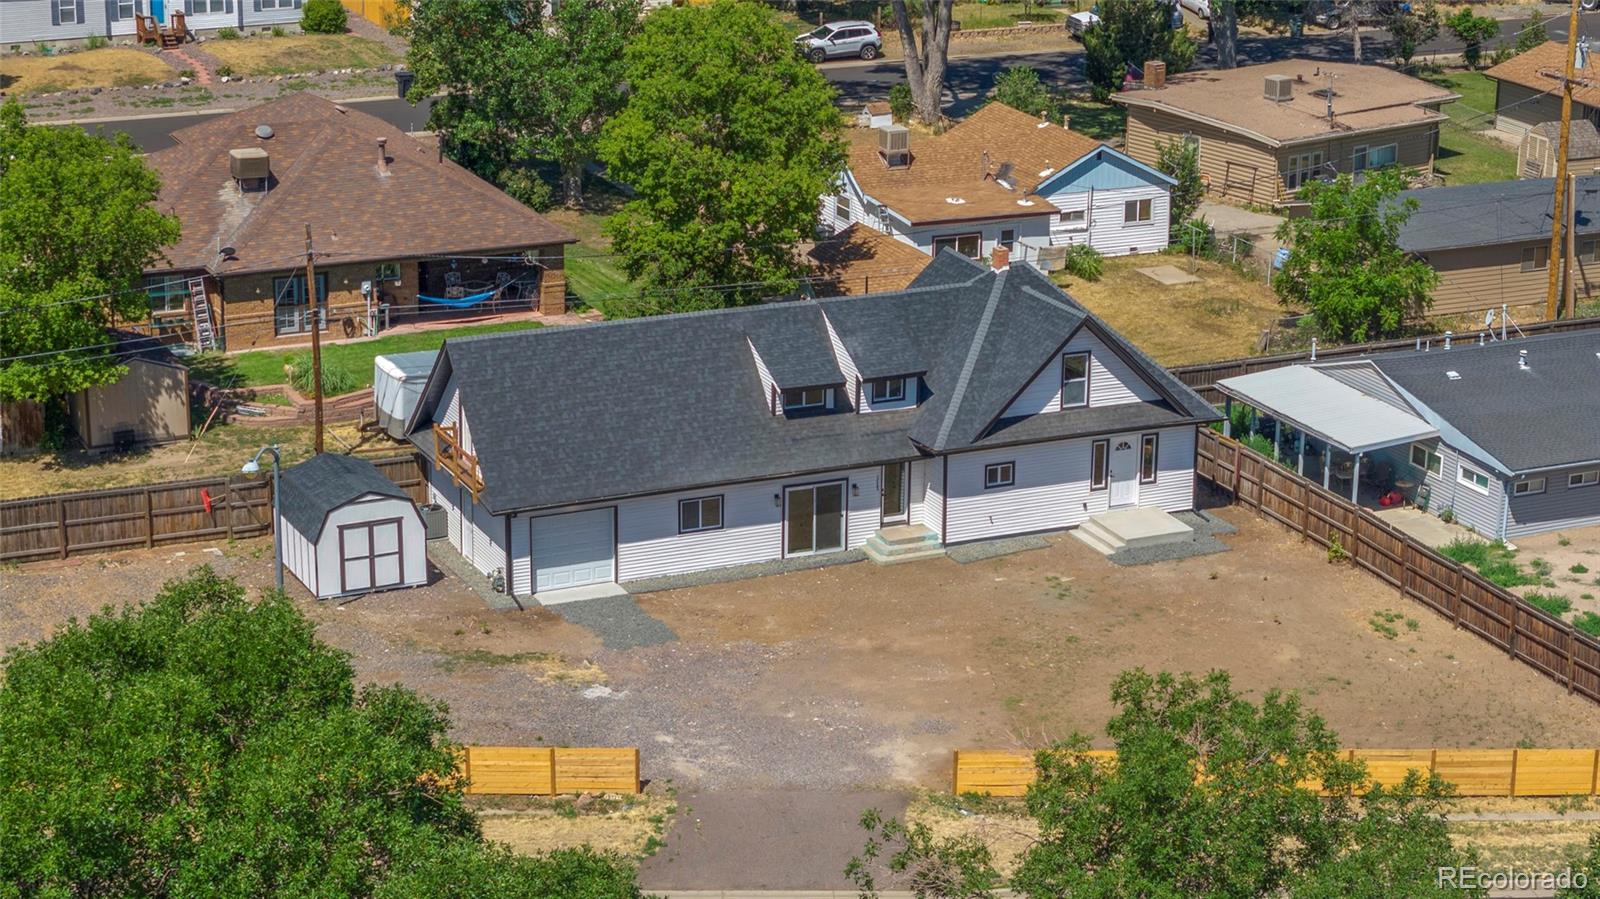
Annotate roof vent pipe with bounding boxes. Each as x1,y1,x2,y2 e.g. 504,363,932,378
1519,349,1529,370
376,137,390,176
1310,337,1317,360
1444,330,1452,349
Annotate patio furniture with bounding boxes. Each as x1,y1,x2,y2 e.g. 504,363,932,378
1394,477,1417,505
444,271,465,299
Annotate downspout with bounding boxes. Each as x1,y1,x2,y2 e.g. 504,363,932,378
940,455,950,544
1498,482,1511,543
504,514,515,599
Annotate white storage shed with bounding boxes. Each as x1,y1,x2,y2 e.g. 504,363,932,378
277,454,429,599
373,350,440,440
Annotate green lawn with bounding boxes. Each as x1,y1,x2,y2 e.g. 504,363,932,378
188,321,544,396
1422,70,1519,185
1060,95,1127,142
542,183,640,317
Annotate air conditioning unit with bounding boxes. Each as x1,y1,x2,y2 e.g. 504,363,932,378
878,124,910,167
1263,74,1294,102
229,147,271,181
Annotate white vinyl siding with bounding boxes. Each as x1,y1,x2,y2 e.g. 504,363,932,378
1506,464,1600,538
278,516,318,598
943,426,1195,543
314,497,427,597
1003,329,1164,418
917,456,946,539
1039,183,1171,257
820,311,861,405
747,339,778,414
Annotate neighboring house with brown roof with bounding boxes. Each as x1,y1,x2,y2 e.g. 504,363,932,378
1486,41,1600,138
805,223,931,297
824,102,1177,271
1113,60,1457,207
139,93,576,351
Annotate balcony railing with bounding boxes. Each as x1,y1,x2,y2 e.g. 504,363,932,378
433,421,484,501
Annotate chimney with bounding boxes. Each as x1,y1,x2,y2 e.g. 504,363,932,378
991,245,1010,272
1144,60,1166,89
376,137,390,176
1519,349,1529,370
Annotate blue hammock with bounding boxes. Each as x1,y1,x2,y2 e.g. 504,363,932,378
418,288,499,308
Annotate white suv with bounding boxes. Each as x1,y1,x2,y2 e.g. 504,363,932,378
795,21,883,63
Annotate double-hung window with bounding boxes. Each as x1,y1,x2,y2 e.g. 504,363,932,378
116,0,135,18
868,377,906,403
1522,245,1549,272
984,462,1014,489
1571,470,1600,488
55,0,79,24
1458,463,1491,494
1513,478,1545,496
678,496,724,534
1123,199,1152,223
1139,433,1158,483
1060,352,1089,408
146,275,188,332
1409,443,1442,476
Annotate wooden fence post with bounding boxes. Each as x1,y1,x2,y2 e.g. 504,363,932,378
1509,748,1520,798
1570,625,1579,694
1450,564,1463,629
145,489,155,549
224,480,235,540
1400,542,1412,599
56,498,67,560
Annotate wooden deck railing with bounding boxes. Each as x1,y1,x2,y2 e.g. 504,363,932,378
432,422,484,502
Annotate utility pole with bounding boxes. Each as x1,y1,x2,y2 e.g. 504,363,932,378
1567,170,1579,315
1546,1,1585,321
305,224,324,454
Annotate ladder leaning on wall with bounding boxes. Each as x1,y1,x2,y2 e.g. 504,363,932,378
187,278,217,352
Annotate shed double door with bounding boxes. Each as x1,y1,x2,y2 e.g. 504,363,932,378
340,518,404,593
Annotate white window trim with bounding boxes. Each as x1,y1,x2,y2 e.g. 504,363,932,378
1123,198,1152,224
1570,470,1600,488
869,377,906,403
1060,351,1090,409
1458,463,1491,494
782,387,831,411
56,0,79,24
1409,442,1441,476
677,496,724,534
984,462,1015,490
1513,477,1546,496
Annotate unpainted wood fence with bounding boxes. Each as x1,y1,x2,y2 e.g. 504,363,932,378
1170,313,1600,403
1196,429,1600,705
1,454,424,564
458,746,641,796
953,747,1600,798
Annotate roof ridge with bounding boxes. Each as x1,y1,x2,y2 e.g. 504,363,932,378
930,270,1008,450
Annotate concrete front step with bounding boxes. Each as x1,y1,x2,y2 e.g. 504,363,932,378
863,524,946,565
1071,507,1194,557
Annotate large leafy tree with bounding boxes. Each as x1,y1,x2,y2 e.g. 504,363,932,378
891,0,955,125
0,567,643,898
597,0,844,311
1156,138,1202,238
1388,0,1442,68
1274,168,1437,343
1082,0,1195,99
0,99,180,403
402,0,641,208
991,67,1057,122
850,669,1480,898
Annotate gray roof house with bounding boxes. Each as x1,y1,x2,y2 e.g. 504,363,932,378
404,251,1217,600
1216,331,1600,541
1395,177,1600,316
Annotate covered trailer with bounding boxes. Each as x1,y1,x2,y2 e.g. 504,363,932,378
277,454,428,599
373,350,439,440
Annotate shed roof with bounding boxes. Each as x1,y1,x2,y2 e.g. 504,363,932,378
1395,175,1600,252
1528,119,1600,160
1215,365,1437,454
277,453,413,541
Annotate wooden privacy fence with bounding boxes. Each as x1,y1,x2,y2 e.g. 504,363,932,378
1170,314,1600,404
953,748,1600,798
1,454,423,564
1195,428,1600,705
458,746,640,796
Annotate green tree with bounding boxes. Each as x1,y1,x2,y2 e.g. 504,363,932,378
849,670,1479,898
1445,7,1500,69
0,99,180,405
1515,8,1548,55
991,67,1057,122
402,0,640,208
1082,0,1196,100
1156,138,1202,239
0,567,643,897
597,0,844,311
1562,832,1600,897
1273,168,1437,343
889,82,914,124
1388,0,1441,67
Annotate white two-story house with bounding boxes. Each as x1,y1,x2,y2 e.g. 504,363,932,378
823,102,1177,271
404,250,1217,601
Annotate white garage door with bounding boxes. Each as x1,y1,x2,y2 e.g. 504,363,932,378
532,508,615,593
340,518,404,593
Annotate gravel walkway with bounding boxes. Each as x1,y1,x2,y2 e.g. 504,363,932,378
548,596,677,650
946,533,1052,564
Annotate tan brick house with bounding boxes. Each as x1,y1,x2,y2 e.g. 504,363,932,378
1113,60,1457,208
140,93,576,351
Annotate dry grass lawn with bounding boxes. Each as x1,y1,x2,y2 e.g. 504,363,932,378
1055,256,1286,366
0,48,173,94
474,793,676,859
203,34,398,76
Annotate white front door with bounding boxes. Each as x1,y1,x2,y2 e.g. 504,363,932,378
532,508,616,593
1108,438,1140,508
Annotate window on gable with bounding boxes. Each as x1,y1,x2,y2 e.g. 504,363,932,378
868,377,906,403
1522,245,1549,272
1409,443,1442,476
1140,433,1158,484
984,462,1014,489
836,193,852,221
782,387,830,411
1090,439,1109,491
1513,477,1545,496
1458,463,1491,494
678,496,724,534
1571,470,1600,488
1123,198,1152,223
1060,352,1089,408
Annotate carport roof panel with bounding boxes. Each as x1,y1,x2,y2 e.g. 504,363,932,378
1215,366,1438,454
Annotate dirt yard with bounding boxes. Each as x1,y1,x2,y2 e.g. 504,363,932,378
5,505,1599,792
1506,524,1600,624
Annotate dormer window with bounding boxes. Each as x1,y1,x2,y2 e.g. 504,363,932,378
868,377,906,403
782,387,831,411
1061,352,1090,408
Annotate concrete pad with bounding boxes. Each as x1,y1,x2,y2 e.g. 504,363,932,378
534,581,630,606
1136,264,1201,286
1095,506,1194,545
1373,507,1479,549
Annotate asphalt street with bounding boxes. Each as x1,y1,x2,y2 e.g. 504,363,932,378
62,10,1600,151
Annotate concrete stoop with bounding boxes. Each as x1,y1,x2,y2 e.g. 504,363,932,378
1071,507,1194,556
862,524,946,565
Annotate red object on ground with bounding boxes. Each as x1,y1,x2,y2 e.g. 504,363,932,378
1379,491,1402,507
201,488,213,514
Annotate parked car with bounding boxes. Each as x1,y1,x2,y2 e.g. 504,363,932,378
1178,0,1210,19
1308,0,1409,30
1067,9,1100,38
794,21,883,62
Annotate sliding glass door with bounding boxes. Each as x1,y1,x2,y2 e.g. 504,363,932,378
785,482,845,557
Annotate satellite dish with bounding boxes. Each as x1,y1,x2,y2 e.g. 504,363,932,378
1484,308,1496,327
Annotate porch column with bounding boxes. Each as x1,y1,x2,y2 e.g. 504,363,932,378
1223,397,1233,437
1323,448,1331,490
1296,431,1306,476
1351,452,1363,503
1273,419,1282,463
538,248,567,316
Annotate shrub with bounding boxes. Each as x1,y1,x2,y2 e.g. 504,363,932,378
1172,217,1214,255
286,353,358,397
1440,539,1544,589
1572,563,1590,574
1062,243,1103,281
1524,593,1572,617
1327,535,1348,564
1575,612,1600,637
271,25,287,37
216,64,235,77
1439,538,1490,568
888,83,913,124
300,0,348,34
217,26,240,40
85,34,108,50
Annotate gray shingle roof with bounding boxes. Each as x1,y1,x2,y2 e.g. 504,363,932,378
1371,332,1600,472
1396,176,1600,253
413,252,1216,513
744,304,845,388
1530,120,1600,161
278,453,413,541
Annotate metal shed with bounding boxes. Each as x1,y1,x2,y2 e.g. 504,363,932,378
276,454,428,599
